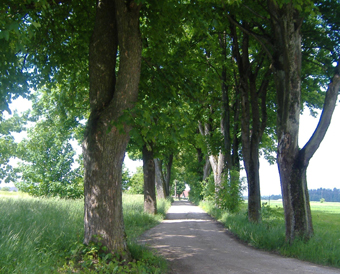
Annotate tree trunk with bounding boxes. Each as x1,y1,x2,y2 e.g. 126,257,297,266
143,144,157,214
154,158,166,199
164,153,173,197
83,0,141,257
197,140,211,182
209,153,225,188
268,1,309,241
229,19,270,222
268,1,340,242
203,156,211,181
198,122,225,188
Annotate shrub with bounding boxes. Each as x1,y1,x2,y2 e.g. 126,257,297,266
0,186,10,191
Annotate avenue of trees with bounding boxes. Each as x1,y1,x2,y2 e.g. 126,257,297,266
1,0,340,259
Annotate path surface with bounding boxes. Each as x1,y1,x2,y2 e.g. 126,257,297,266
139,200,340,274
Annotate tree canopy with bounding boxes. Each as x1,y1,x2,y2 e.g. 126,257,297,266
1,0,340,257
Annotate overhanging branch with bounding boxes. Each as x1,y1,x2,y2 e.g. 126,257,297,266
301,62,340,164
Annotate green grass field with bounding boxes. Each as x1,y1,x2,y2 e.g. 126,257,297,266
0,192,171,273
200,199,340,268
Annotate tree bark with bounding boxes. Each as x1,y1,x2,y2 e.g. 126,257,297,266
164,153,173,197
198,122,225,188
268,1,309,241
83,0,141,257
209,153,225,188
203,156,211,181
143,144,157,214
154,158,166,199
197,145,212,182
268,1,340,242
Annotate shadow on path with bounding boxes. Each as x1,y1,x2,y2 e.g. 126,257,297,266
139,201,340,274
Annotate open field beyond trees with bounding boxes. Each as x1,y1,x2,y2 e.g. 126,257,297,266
200,199,340,268
0,193,171,273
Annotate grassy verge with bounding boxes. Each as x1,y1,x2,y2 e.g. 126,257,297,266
0,194,171,273
199,200,340,268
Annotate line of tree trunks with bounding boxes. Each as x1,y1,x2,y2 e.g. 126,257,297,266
229,19,271,223
82,0,142,258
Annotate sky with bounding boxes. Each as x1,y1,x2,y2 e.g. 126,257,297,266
259,105,340,196
1,97,339,196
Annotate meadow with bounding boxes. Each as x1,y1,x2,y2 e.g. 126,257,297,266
0,192,171,273
200,199,340,268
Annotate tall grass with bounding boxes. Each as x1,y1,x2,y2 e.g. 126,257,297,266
200,200,340,268
0,196,83,273
0,194,171,273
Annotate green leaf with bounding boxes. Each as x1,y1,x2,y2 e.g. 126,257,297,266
0,30,10,41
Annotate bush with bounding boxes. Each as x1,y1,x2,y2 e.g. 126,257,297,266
126,167,144,194
0,186,10,191
216,170,244,213
200,174,215,202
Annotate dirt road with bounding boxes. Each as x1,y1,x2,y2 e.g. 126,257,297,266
139,200,340,274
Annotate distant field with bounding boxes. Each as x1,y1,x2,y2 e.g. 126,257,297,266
0,191,28,198
261,199,340,213
261,199,340,230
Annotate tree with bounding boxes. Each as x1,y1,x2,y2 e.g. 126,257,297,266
82,0,142,257
16,121,83,198
13,84,87,198
126,166,144,194
121,164,131,192
227,5,273,222
173,179,185,199
267,0,340,241
0,112,22,183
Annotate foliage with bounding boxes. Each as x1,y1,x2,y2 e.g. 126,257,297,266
1,0,340,255
309,188,340,202
60,240,167,274
122,164,131,191
0,0,93,113
15,122,83,198
0,186,10,192
200,174,216,202
216,170,244,213
125,167,144,195
198,171,244,213
172,180,186,197
0,194,171,274
0,111,23,183
12,86,87,199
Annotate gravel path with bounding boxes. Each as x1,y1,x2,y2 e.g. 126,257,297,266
139,200,340,274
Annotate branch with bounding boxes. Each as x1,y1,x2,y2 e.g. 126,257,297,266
301,62,340,164
242,4,270,22
226,13,273,60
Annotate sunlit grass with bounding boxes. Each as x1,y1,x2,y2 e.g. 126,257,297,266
0,193,171,274
200,199,340,268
